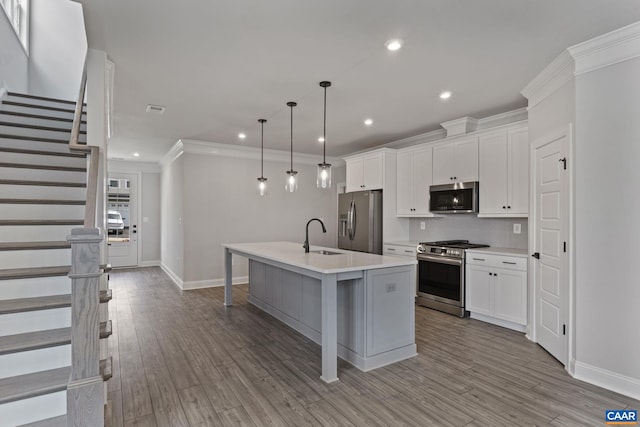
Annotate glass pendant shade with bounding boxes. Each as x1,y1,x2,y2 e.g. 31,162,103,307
317,163,331,189
317,81,332,189
257,177,268,196
285,170,298,192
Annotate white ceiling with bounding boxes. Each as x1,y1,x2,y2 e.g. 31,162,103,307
78,0,640,162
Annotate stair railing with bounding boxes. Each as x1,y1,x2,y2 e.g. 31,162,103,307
66,61,107,426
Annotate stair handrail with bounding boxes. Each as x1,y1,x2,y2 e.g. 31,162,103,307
68,63,99,228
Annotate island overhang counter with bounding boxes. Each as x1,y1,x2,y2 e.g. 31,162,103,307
222,241,418,383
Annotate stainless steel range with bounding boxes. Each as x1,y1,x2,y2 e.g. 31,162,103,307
416,240,489,317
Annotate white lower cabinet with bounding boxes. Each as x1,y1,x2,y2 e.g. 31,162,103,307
465,251,527,331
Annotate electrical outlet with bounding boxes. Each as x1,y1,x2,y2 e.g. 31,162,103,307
513,223,521,234
420,221,426,230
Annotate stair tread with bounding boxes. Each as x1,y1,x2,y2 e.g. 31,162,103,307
0,133,69,144
19,414,68,427
0,146,86,158
0,294,71,314
1,100,85,115
0,327,70,355
0,121,82,134
0,179,86,188
0,199,86,205
0,161,86,172
0,265,70,280
0,366,70,404
0,110,86,124
0,219,84,226
0,241,71,251
7,92,81,106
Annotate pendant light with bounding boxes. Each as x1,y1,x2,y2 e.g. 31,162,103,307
285,101,298,192
317,81,332,189
257,119,267,196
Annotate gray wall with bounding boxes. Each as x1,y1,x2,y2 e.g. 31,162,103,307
141,172,161,263
409,217,528,249
574,56,640,382
160,155,184,279
0,7,28,92
181,152,345,284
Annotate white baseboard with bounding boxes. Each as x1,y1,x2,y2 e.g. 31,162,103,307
469,312,527,333
573,360,640,400
182,276,248,290
160,262,184,290
139,260,160,267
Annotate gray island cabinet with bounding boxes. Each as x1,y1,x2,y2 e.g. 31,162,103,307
222,241,417,383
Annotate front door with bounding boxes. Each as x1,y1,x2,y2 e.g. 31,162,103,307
107,173,138,267
532,126,569,365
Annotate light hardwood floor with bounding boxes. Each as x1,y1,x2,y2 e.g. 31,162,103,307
106,267,638,427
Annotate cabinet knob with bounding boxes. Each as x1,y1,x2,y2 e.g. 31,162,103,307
507,206,511,209
489,272,492,276
454,176,457,180
502,206,506,209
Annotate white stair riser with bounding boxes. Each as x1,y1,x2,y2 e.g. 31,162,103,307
0,225,81,242
0,276,70,300
0,137,77,154
0,204,85,221
0,249,70,269
0,308,70,337
0,390,66,426
0,345,70,379
0,113,86,131
0,167,86,183
0,104,82,120
5,94,81,110
0,151,86,168
0,184,86,199
0,125,86,142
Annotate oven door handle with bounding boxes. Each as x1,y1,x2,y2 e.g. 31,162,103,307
417,254,463,266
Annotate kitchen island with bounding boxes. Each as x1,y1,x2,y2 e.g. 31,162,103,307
222,241,417,383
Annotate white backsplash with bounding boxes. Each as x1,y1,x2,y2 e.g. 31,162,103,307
409,216,528,249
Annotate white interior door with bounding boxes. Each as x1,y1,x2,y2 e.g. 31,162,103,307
107,173,139,267
532,128,569,365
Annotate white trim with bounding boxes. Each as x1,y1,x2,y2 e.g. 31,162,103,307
139,260,160,267
182,276,248,290
568,21,640,76
573,361,640,401
469,312,527,333
521,50,575,109
381,129,446,149
476,108,528,131
440,116,478,137
172,139,344,167
108,160,161,174
0,83,7,101
160,262,184,290
159,140,184,168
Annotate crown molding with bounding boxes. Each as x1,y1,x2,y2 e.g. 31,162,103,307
440,116,479,137
476,108,528,130
568,20,640,76
108,159,161,173
168,139,344,167
381,129,446,150
521,49,575,110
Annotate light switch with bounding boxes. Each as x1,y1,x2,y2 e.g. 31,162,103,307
513,223,521,234
420,221,426,230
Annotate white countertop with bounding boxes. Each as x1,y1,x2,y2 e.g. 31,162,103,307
384,241,421,248
222,241,417,274
465,247,528,257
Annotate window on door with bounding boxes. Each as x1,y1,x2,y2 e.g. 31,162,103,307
107,178,131,243
1,0,29,53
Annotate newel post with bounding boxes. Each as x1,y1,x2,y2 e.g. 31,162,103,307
66,227,104,427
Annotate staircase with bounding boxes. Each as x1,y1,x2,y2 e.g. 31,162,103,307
0,92,111,426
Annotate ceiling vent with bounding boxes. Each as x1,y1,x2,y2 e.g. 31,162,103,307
145,104,166,114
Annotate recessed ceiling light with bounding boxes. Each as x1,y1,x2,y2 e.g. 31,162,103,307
238,133,247,140
133,152,140,157
364,118,374,126
318,137,325,143
385,39,403,51
145,104,166,114
439,91,452,100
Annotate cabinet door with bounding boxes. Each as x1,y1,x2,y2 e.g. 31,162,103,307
479,132,508,215
396,151,413,215
465,265,493,316
454,137,479,182
346,158,363,193
412,147,433,214
507,128,529,215
493,268,527,325
432,143,455,185
363,153,384,190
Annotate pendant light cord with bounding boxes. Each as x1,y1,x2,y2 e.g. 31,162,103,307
261,120,264,178
323,85,327,163
290,104,293,171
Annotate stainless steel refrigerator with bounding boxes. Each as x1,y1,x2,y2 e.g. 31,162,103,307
338,190,383,254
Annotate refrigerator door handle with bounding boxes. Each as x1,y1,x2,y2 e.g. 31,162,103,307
350,201,357,241
348,200,355,240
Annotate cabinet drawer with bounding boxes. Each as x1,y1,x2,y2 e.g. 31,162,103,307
466,253,527,271
384,244,416,258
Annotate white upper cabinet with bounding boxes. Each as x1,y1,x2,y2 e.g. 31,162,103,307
432,137,478,185
478,127,529,217
345,152,384,192
396,146,433,216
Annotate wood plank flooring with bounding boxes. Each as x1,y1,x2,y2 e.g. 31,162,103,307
107,267,638,426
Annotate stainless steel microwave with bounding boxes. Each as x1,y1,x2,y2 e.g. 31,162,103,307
429,182,479,213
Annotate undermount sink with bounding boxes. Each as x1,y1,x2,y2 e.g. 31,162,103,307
311,250,343,255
